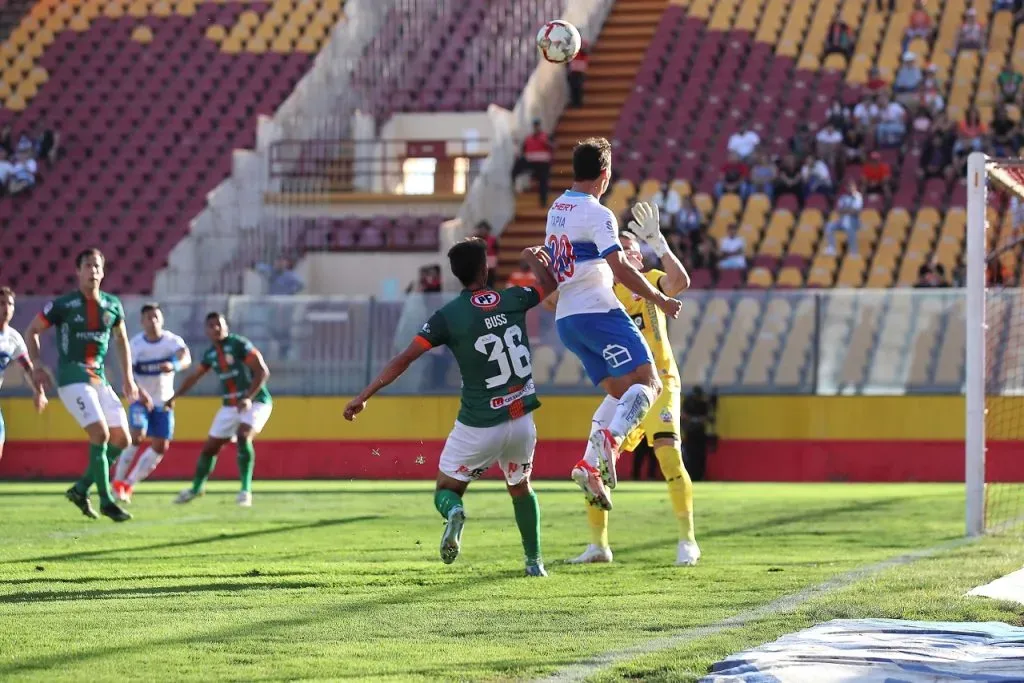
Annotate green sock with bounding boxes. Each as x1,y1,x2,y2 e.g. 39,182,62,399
107,444,123,476
191,453,217,494
434,489,463,519
237,441,255,493
72,467,92,496
89,443,113,505
512,491,542,564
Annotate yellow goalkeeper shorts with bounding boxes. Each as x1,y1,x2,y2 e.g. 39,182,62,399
620,383,680,452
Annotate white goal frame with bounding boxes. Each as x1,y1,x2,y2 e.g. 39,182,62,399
965,152,1024,536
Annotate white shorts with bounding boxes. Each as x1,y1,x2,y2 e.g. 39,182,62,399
208,402,273,440
439,413,537,485
58,383,130,431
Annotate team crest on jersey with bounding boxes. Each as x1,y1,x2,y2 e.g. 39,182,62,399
660,408,673,423
223,353,235,365
470,291,501,310
102,311,115,328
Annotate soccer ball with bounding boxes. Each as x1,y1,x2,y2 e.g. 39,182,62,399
537,20,582,64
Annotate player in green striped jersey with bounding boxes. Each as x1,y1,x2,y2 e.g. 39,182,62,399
344,239,556,576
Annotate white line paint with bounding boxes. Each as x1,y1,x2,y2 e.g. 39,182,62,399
538,535,977,683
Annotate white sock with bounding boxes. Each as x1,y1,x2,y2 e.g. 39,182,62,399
113,444,138,482
608,384,657,441
126,447,164,485
583,395,618,469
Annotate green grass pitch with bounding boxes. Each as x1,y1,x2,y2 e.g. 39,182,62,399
2,481,1024,682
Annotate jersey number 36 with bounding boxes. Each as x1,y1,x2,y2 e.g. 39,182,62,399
547,234,576,282
475,325,531,388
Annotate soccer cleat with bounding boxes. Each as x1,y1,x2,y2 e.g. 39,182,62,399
439,507,466,565
236,491,252,507
100,502,133,522
676,540,701,566
566,544,614,564
525,561,548,577
173,488,201,504
112,480,131,504
589,428,619,488
65,487,99,519
571,460,612,511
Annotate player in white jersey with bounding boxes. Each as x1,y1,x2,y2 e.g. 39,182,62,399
0,287,48,462
544,138,682,510
111,302,191,502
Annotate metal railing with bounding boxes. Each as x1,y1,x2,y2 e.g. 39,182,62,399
0,289,982,397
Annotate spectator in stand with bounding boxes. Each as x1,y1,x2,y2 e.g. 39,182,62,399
825,181,864,255
815,121,844,168
904,0,934,46
718,224,747,271
876,93,907,147
824,16,855,60
994,0,1015,10
853,94,882,142
919,115,956,181
35,124,59,166
914,264,935,287
953,7,986,53
876,0,895,10
802,154,833,199
506,260,538,289
511,119,553,207
917,72,946,124
789,123,816,161
7,147,37,195
474,221,499,287
774,153,805,204
691,229,719,271
866,67,889,97
996,64,1024,106
726,124,760,162
827,99,852,131
862,151,893,203
749,152,777,198
954,106,988,176
671,196,703,258
567,41,590,108
256,257,304,295
0,124,11,156
714,152,751,200
991,104,1020,157
407,265,443,293
0,148,13,194
651,181,683,231
255,256,304,359
842,122,866,169
893,51,924,110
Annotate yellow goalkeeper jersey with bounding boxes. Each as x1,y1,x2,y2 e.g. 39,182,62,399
612,269,680,387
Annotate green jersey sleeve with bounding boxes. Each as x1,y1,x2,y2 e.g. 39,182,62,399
40,299,62,327
110,297,126,326
503,286,544,312
415,311,450,349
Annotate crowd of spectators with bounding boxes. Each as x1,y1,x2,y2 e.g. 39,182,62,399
0,123,57,197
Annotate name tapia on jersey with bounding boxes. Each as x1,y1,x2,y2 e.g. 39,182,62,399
544,190,624,320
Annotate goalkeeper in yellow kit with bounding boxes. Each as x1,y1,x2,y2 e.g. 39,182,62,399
544,202,699,566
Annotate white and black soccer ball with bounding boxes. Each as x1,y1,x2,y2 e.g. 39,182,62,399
536,20,582,64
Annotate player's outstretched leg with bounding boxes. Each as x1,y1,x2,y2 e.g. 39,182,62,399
508,481,545,577
572,396,617,510
176,437,226,503
124,443,166,500
653,442,700,566
112,443,138,503
434,480,467,565
567,502,613,564
235,428,256,507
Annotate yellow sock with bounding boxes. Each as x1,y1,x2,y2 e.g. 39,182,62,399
586,502,609,548
655,444,695,543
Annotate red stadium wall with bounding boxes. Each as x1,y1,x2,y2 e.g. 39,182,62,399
0,395,1017,482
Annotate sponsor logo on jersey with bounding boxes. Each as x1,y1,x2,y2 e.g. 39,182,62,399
66,299,81,309
631,314,645,330
223,353,235,365
489,379,536,409
470,291,501,310
73,315,84,323
0,352,10,370
660,408,673,423
102,311,115,328
455,464,488,480
42,301,53,315
421,323,430,334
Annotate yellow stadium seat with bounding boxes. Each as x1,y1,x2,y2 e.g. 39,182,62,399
637,178,660,201
5,92,25,111
247,36,268,54
305,20,330,41
240,10,261,27
175,0,197,17
670,179,691,197
323,0,343,13
806,265,834,288
69,14,90,31
296,35,319,53
23,41,44,60
822,52,847,72
220,34,243,54
747,267,773,288
27,66,47,86
692,192,714,217
271,35,294,53
131,25,154,44
15,79,36,99
104,2,126,18
255,23,276,40
0,81,10,99
206,24,227,42
777,267,804,287
127,1,148,18
836,254,866,287
613,179,636,198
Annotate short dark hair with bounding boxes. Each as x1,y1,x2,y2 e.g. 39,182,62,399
447,238,488,288
205,311,226,323
141,302,162,315
75,248,105,268
572,137,612,181
0,286,14,301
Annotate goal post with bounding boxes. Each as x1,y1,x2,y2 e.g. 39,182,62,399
965,151,1024,536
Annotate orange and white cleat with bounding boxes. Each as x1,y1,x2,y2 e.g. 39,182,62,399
589,427,619,489
112,480,132,504
571,459,612,511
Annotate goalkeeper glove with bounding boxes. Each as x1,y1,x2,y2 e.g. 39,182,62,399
628,201,670,257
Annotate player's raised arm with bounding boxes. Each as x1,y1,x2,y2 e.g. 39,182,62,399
23,311,53,392
520,246,558,300
628,201,690,297
165,363,211,409
239,346,270,411
113,318,139,403
344,340,430,421
541,290,559,312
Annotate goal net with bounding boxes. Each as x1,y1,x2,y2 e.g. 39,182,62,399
966,152,1024,535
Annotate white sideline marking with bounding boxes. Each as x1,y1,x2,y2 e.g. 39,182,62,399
538,535,976,683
